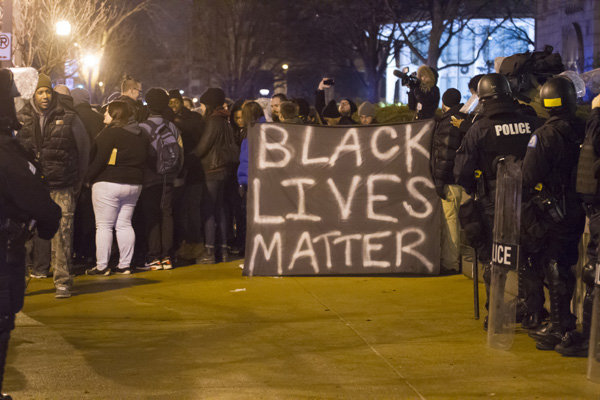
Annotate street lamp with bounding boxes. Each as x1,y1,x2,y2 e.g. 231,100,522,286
83,53,101,98
55,21,71,36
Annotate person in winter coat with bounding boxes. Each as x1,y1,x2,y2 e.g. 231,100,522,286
358,101,377,125
84,101,148,276
190,87,238,264
431,88,465,272
315,78,358,125
407,65,440,120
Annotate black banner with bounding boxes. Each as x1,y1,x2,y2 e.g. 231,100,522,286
243,121,441,276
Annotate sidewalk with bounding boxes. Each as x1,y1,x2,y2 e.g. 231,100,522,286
5,260,599,399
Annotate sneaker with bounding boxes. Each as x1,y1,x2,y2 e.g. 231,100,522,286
85,266,111,276
161,257,173,270
115,267,132,275
55,287,71,299
142,259,163,271
196,247,216,264
29,273,48,279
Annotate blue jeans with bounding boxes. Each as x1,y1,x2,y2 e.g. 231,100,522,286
92,182,142,270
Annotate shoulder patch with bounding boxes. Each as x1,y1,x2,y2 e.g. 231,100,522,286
527,135,538,149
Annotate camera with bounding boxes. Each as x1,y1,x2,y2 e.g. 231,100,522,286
393,67,419,87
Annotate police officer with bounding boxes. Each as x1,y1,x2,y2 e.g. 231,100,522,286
551,94,600,357
521,76,586,351
454,73,539,329
0,69,61,398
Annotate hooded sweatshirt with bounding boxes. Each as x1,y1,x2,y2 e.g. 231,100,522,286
85,119,148,185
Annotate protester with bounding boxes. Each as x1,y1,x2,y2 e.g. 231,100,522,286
315,78,358,125
270,93,287,123
279,101,303,124
358,101,377,125
321,100,342,126
431,88,465,272
117,74,149,122
85,101,148,276
190,88,238,264
138,88,184,271
17,74,90,298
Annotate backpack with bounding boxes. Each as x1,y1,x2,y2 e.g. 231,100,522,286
141,119,182,175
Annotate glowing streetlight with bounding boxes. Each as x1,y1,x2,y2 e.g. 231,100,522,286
282,64,289,70
259,89,270,96
98,82,104,87
192,97,198,103
56,21,72,36
83,53,100,68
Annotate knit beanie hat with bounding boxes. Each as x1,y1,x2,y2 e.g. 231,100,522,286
341,98,358,114
322,99,341,118
168,89,183,103
442,88,462,108
200,87,226,108
36,73,52,91
145,88,169,114
71,88,90,106
358,101,376,117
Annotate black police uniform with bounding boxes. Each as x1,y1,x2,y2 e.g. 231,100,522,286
455,98,539,259
522,114,586,349
0,69,61,398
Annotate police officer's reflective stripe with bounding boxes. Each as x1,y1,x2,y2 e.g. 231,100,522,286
494,122,532,136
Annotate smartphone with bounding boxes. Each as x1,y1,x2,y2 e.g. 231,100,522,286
323,79,335,86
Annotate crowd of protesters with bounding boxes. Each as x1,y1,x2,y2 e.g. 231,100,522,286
16,58,600,360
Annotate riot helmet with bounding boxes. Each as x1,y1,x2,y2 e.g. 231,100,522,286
477,73,512,101
540,76,577,115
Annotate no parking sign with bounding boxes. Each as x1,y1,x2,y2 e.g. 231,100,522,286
0,33,11,61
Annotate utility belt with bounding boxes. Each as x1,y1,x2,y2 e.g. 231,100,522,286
474,170,495,200
0,218,35,249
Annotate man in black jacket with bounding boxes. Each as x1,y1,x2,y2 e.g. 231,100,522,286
16,74,90,299
0,68,61,399
432,88,465,272
117,75,149,122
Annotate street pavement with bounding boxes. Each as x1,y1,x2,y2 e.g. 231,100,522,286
4,259,599,399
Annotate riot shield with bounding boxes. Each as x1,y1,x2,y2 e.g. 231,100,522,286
488,156,522,350
588,265,600,382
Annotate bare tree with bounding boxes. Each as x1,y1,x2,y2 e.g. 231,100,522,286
12,0,152,77
383,0,535,70
311,0,397,102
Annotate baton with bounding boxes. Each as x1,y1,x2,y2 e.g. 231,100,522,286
473,247,479,320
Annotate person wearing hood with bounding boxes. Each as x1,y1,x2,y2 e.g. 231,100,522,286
190,87,238,264
71,88,104,140
16,73,90,299
431,88,466,273
137,88,184,272
315,78,358,125
407,65,440,120
84,100,148,276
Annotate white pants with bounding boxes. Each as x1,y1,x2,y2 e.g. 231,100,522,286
92,182,142,270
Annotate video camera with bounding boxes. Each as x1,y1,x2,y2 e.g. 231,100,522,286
393,67,420,87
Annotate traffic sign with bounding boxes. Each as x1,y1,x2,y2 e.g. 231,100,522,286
0,33,12,61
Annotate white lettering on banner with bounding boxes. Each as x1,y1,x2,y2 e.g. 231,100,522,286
253,179,285,224
288,231,319,272
395,228,434,271
327,176,361,220
248,232,283,275
367,174,401,223
402,176,434,218
371,127,400,161
281,178,321,221
329,128,362,167
258,125,292,169
333,234,363,266
313,231,342,268
494,123,532,136
404,124,430,174
363,231,392,268
301,126,329,165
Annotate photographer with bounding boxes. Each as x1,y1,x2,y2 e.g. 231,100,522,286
0,68,61,399
406,65,440,120
315,78,358,125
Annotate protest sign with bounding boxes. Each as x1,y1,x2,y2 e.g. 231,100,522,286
243,120,441,276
